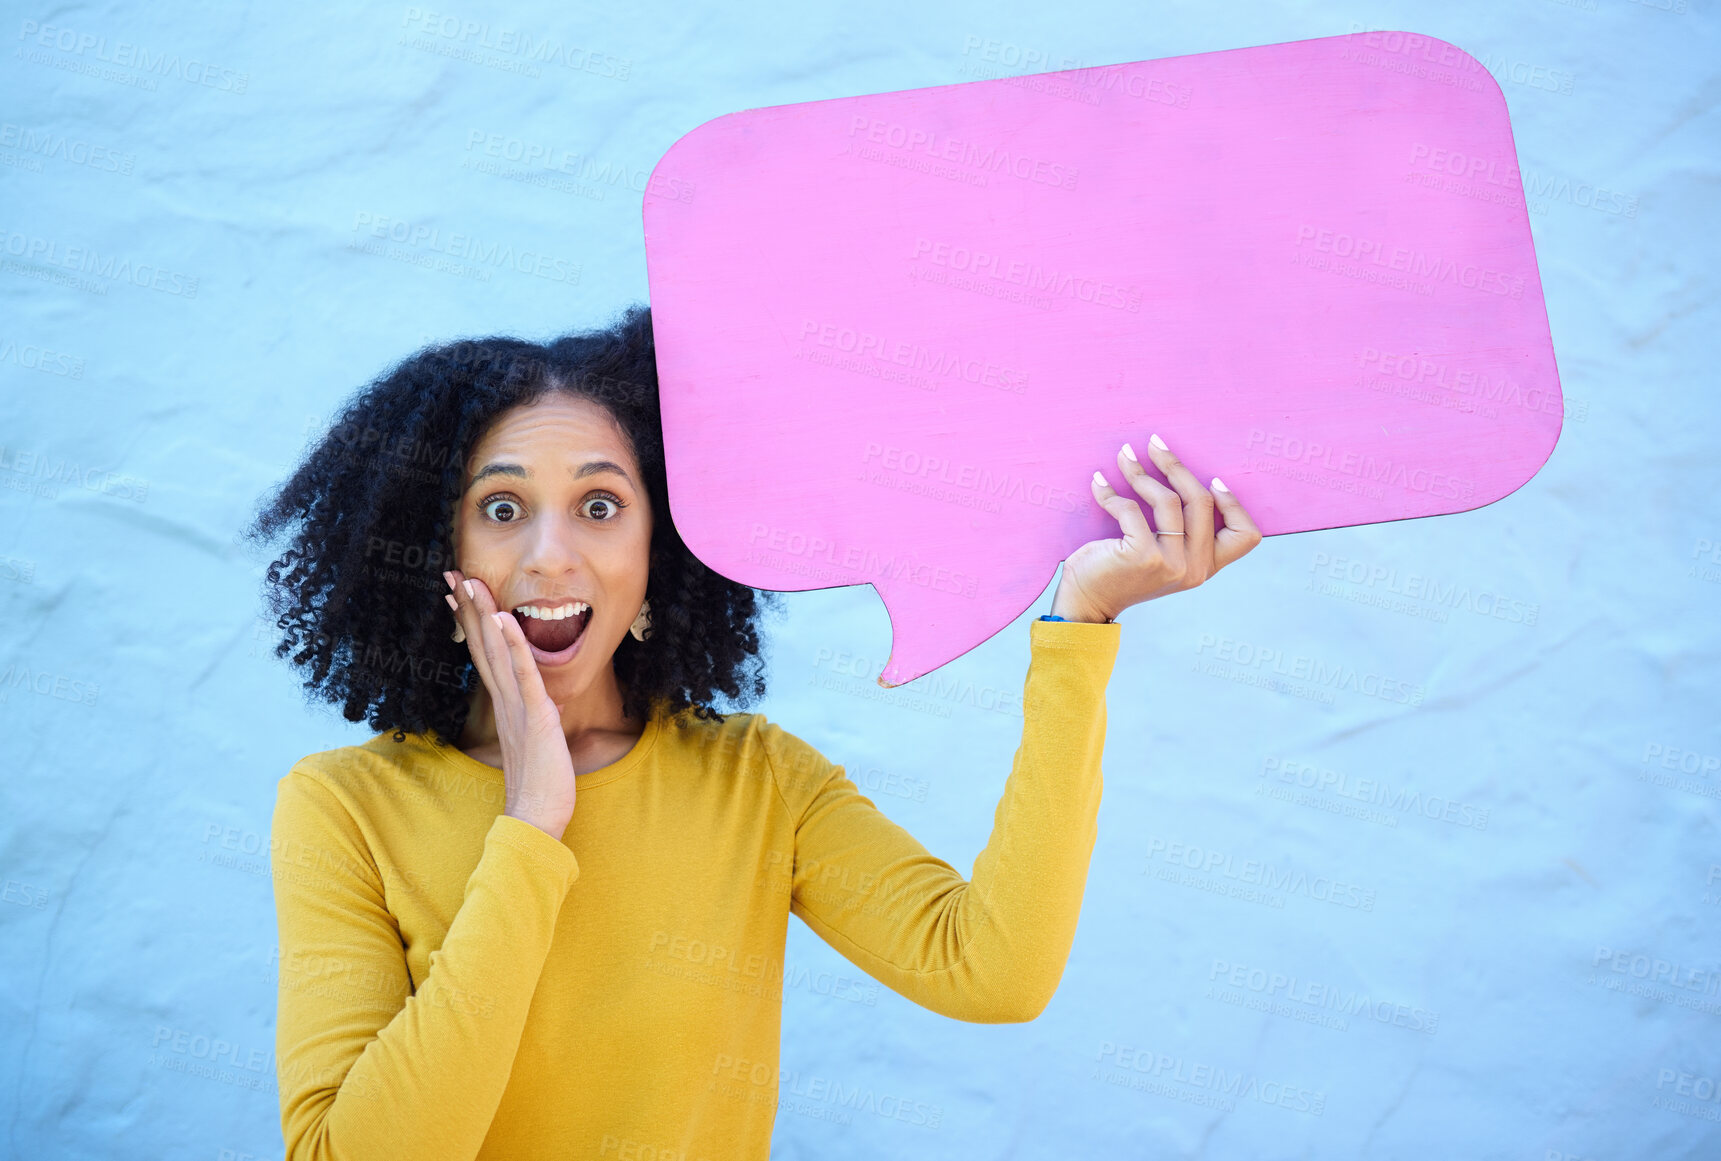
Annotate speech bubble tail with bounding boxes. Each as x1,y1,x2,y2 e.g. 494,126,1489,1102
873,578,1033,689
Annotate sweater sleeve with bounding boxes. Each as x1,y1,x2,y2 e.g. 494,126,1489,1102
771,616,1121,1023
270,768,578,1161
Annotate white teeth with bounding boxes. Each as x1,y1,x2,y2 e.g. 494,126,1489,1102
515,601,590,620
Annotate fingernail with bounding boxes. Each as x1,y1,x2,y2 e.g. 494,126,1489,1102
1120,442,1138,463
443,571,454,589
1150,433,1168,451
1212,477,1229,493
1093,470,1108,488
492,612,509,628
445,594,458,612
463,579,475,598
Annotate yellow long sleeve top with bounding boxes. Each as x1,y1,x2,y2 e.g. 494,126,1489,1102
270,617,1120,1161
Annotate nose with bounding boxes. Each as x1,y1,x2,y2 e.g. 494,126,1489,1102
518,509,588,578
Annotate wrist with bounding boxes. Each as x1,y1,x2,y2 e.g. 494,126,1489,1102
1048,592,1113,624
508,810,572,840
506,796,573,839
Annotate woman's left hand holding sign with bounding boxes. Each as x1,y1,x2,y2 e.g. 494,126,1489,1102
1048,433,1263,624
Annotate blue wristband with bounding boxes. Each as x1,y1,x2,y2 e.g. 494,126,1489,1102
1039,614,1069,621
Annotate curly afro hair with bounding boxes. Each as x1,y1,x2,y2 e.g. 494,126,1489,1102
240,303,781,747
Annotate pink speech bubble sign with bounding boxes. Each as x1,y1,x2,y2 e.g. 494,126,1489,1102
642,30,1561,688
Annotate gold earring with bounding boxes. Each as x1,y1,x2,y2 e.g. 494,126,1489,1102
629,599,652,642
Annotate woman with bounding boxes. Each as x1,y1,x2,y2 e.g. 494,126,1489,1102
250,304,1259,1160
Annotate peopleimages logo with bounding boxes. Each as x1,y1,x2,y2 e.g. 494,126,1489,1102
1145,837,1377,911
1246,429,1475,503
1196,634,1426,707
348,211,581,284
1654,1067,1721,1123
1260,756,1491,830
0,227,198,298
1294,224,1525,299
860,441,1080,515
1408,143,1522,191
1357,348,1566,418
908,237,1143,313
1208,959,1439,1034
1307,552,1540,627
848,116,1079,190
797,319,1031,394
1591,946,1721,998
1093,1042,1326,1115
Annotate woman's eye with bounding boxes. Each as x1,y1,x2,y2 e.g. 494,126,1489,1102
582,493,626,521
480,496,522,523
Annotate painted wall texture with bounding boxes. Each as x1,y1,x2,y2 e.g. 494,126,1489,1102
2,2,1716,1159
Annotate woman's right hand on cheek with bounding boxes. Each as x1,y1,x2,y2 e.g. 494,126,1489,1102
446,570,578,840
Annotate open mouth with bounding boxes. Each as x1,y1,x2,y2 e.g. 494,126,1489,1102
510,603,594,664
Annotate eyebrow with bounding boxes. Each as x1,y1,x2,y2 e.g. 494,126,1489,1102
466,460,634,489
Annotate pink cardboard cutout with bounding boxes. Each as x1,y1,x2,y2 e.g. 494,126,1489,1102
642,30,1562,687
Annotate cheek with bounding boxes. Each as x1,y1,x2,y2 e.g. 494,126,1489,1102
456,545,508,591
606,528,654,581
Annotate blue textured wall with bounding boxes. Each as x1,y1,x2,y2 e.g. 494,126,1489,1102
3,3,1717,1159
